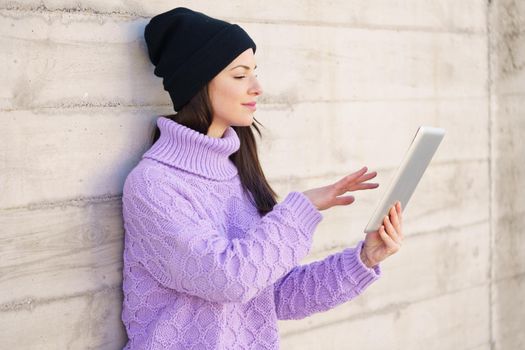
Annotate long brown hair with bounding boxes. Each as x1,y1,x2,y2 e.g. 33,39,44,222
151,84,278,216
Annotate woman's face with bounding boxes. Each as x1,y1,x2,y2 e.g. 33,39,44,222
207,48,262,137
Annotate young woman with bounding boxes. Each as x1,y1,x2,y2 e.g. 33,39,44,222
121,7,403,350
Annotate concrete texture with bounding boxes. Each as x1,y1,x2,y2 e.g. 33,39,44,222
489,1,525,350
0,1,523,349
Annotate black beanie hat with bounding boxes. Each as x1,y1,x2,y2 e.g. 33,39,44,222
144,7,257,111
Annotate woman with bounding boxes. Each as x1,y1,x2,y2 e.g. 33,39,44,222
121,7,403,350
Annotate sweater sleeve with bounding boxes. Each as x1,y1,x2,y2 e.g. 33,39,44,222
273,240,381,320
122,168,323,304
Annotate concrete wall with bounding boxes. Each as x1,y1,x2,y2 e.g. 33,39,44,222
489,1,525,349
0,1,522,349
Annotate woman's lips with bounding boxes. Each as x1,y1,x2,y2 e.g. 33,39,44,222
242,103,256,111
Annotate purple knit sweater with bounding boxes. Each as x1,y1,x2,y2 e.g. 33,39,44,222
121,117,382,349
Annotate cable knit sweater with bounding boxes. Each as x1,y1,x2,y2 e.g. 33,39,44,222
121,116,382,349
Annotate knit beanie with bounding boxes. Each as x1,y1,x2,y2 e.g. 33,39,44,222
144,7,257,111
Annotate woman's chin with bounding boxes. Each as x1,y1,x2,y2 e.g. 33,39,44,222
235,114,255,127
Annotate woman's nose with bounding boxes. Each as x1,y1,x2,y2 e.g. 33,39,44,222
250,77,263,96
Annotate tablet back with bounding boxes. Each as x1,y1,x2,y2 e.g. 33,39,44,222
364,126,445,233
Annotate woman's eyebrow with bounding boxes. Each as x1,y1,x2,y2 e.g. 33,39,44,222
230,64,257,70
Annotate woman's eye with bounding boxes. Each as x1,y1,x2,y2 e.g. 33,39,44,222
234,74,258,79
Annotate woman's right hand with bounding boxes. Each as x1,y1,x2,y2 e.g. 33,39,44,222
302,166,379,211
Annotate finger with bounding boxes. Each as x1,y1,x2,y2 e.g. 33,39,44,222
378,225,399,253
396,201,403,226
380,225,400,254
343,171,378,192
348,182,380,191
335,167,367,187
389,205,400,230
353,171,378,184
334,168,368,192
389,205,403,240
351,166,368,177
390,206,403,241
357,166,368,173
334,195,355,206
384,214,401,245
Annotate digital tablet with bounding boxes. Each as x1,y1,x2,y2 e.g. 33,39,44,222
364,126,446,233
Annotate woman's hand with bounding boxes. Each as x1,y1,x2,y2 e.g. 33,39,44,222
360,201,404,268
302,166,379,211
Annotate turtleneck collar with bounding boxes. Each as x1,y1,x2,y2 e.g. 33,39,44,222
142,116,241,180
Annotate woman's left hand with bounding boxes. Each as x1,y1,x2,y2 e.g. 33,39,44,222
360,201,404,268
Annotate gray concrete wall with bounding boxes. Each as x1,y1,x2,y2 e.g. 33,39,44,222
0,1,522,349
489,1,525,349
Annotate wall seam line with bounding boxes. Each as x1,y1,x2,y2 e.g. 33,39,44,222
486,0,495,349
